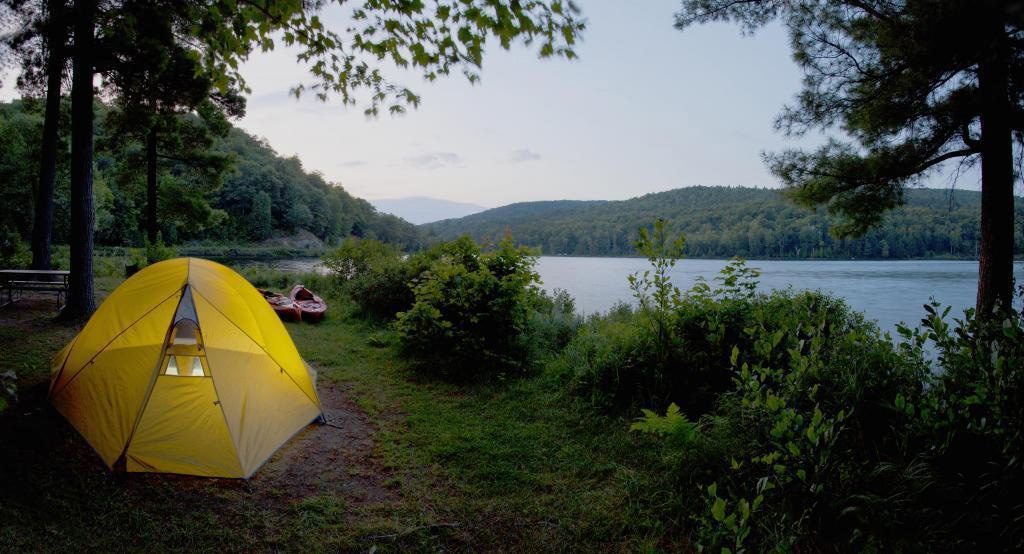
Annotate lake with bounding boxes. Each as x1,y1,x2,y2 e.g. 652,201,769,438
536,257,1024,333
252,257,1024,334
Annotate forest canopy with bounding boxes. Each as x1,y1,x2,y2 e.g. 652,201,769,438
0,99,420,258
423,186,1024,260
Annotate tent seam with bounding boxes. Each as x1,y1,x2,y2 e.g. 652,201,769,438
117,284,190,469
47,333,80,399
191,288,323,411
51,288,184,398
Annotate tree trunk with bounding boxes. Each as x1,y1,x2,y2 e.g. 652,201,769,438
146,125,158,246
30,0,65,271
65,0,95,318
976,16,1015,315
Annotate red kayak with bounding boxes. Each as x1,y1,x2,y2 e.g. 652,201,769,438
290,284,327,322
258,289,302,322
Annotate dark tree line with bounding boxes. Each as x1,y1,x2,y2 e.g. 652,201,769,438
0,99,421,253
424,186,1024,260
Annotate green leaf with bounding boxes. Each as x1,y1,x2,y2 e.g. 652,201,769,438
711,498,727,522
786,442,800,456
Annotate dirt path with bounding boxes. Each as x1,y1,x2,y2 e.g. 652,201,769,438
251,381,400,511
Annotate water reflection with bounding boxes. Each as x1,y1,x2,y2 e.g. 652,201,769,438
535,257,1024,334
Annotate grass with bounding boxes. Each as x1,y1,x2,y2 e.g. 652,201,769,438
0,277,680,552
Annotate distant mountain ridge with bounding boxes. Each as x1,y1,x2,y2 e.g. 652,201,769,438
372,196,487,224
422,186,1024,259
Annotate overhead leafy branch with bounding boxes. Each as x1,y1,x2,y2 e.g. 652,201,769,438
191,0,585,115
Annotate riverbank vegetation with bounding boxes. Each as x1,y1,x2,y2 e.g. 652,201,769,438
317,226,1023,551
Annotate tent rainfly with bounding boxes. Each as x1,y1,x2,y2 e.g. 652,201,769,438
49,258,323,478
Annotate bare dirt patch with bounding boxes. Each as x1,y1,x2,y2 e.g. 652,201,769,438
250,380,400,509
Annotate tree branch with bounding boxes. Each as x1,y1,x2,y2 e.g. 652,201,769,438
914,148,977,174
841,0,894,23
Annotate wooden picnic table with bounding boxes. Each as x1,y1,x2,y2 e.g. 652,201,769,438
0,269,71,309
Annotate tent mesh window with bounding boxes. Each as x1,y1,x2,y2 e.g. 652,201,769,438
163,288,208,377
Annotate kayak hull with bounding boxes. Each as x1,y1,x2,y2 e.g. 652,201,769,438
258,289,303,322
290,284,327,323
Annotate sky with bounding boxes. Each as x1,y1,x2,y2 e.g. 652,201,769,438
234,0,824,207
1,0,984,208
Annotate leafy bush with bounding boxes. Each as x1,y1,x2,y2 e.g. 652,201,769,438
144,233,177,264
525,288,581,360
553,220,1001,549
591,224,1023,550
394,236,543,379
891,295,1024,550
686,298,923,551
322,237,401,280
676,293,1024,552
323,237,417,319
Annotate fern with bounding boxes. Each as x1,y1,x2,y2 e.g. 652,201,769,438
630,403,698,444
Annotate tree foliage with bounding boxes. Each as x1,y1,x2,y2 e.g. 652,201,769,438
675,0,1023,311
186,0,584,115
674,0,1018,231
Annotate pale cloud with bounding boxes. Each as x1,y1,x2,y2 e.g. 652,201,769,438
507,148,541,164
405,151,463,170
338,160,368,167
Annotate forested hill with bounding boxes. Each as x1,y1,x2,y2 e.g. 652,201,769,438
213,129,419,247
0,100,419,252
423,186,1024,259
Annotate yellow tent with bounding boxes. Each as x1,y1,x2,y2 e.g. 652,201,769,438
49,258,323,478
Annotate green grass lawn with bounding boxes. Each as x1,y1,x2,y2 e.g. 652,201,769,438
0,284,679,552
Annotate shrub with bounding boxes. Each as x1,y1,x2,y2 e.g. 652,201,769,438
323,237,416,319
615,268,1021,550
894,294,1024,550
322,237,401,281
394,236,542,379
552,220,961,549
145,233,177,264
688,298,924,551
525,288,581,360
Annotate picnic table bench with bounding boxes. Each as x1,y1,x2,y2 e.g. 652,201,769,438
0,269,70,309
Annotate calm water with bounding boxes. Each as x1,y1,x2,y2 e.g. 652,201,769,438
252,257,1023,334
536,257,1024,333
